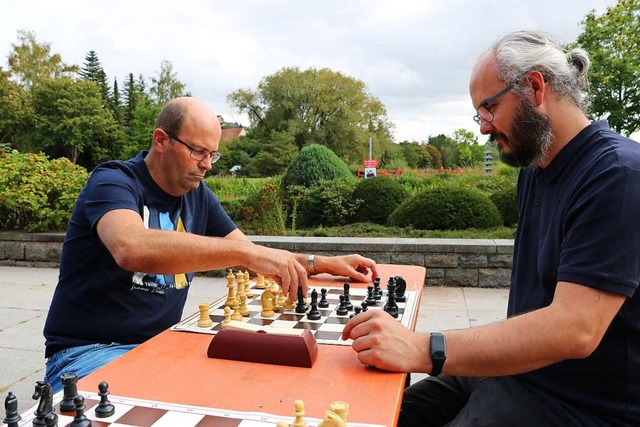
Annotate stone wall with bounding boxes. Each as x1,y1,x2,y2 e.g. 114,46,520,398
0,232,514,288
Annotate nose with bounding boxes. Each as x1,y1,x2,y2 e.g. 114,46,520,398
199,157,213,171
479,119,494,135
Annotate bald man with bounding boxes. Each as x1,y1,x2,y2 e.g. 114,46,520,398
43,97,377,392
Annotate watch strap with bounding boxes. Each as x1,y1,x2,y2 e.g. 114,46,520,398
429,332,447,376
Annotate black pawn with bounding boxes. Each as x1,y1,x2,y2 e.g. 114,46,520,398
354,306,362,315
336,295,349,316
343,281,353,311
44,412,58,427
365,286,376,305
95,381,115,418
394,275,407,302
59,371,78,412
3,392,21,427
295,286,307,314
70,395,91,427
360,301,368,312
318,288,329,308
373,278,382,301
306,290,321,321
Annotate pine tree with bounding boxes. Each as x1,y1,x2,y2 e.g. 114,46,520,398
123,73,137,127
111,77,122,124
79,51,110,106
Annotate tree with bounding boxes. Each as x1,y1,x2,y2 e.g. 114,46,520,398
111,77,122,123
150,60,187,104
451,128,484,167
427,134,458,167
7,29,77,90
576,0,640,135
28,78,120,167
0,67,32,146
227,67,395,164
78,50,110,105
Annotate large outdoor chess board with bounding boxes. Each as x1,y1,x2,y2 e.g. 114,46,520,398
7,391,385,427
172,281,419,346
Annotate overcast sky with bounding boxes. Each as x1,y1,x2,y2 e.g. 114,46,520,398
0,0,620,144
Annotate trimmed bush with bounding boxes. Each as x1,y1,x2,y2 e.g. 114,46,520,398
280,144,355,190
352,177,409,224
0,151,88,231
490,185,518,227
388,187,502,230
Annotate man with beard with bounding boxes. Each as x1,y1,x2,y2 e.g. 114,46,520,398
43,96,378,393
343,30,640,426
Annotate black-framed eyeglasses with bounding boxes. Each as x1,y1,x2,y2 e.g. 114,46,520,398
472,85,513,125
164,130,221,164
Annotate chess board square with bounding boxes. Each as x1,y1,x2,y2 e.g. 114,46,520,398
151,410,206,426
275,313,305,321
293,322,322,331
323,316,349,325
196,416,243,426
248,318,274,326
115,405,167,426
314,330,343,341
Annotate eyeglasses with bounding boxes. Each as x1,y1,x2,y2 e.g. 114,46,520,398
164,130,221,164
472,85,513,125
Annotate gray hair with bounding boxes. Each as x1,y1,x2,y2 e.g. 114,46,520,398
155,99,188,134
488,30,591,112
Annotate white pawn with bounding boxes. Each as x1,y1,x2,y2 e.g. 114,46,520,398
292,400,307,427
221,306,232,326
231,298,243,321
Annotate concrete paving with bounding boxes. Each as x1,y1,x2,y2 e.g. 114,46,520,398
0,266,509,415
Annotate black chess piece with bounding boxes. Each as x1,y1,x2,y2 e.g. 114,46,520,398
60,371,78,412
318,288,329,308
295,286,307,314
70,395,91,427
365,285,377,305
336,295,349,316
383,283,399,319
343,281,353,311
387,277,396,296
361,301,368,312
44,412,58,427
95,381,115,418
394,275,407,302
3,392,21,427
354,306,362,315
306,289,321,321
32,381,54,427
373,277,382,301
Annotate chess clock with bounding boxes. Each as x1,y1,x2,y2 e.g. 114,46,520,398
429,332,447,376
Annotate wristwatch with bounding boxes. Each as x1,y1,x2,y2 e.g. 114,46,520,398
307,254,317,275
429,332,447,376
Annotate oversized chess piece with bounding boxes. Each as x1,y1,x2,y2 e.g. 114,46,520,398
197,303,213,328
70,395,91,427
295,287,308,314
306,289,321,321
3,392,21,427
95,381,115,418
32,381,54,427
318,288,329,308
59,371,79,412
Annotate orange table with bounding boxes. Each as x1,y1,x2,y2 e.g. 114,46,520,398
79,264,426,426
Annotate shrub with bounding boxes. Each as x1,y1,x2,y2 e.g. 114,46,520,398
0,151,88,231
490,185,518,227
280,144,355,191
240,183,286,235
388,187,502,230
297,179,359,228
351,177,409,224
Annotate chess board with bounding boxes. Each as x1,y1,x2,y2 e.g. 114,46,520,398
172,281,419,346
8,391,385,427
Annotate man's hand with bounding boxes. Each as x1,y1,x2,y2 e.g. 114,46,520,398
315,254,379,282
244,245,309,298
341,310,430,372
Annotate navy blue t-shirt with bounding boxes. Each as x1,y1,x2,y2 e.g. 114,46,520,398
511,121,640,423
44,152,237,358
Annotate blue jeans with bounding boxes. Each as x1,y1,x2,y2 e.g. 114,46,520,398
45,343,137,393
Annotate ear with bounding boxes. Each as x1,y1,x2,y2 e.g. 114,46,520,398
526,70,546,107
152,128,170,153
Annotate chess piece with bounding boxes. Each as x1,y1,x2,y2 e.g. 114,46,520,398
70,395,91,427
284,292,295,310
59,371,79,412
3,392,21,427
261,287,275,317
221,306,232,326
336,295,349,316
394,275,407,302
277,422,290,427
318,288,329,308
225,269,236,308
236,271,246,304
44,412,58,427
255,273,266,289
361,300,368,312
243,270,254,297
383,282,399,319
32,381,54,427
318,401,349,427
292,399,307,427
231,298,243,321
342,281,353,311
373,277,382,301
95,381,115,418
239,293,250,317
306,289,321,321
365,285,377,305
197,303,213,328
295,287,307,314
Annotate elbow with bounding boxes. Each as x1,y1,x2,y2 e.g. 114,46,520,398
109,240,144,271
566,330,603,359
